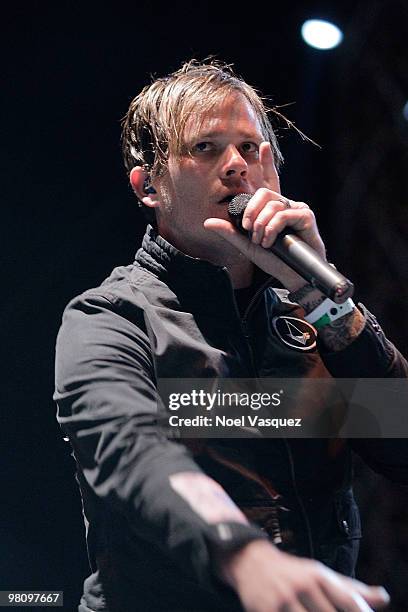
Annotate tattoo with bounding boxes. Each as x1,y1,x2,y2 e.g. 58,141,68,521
288,284,325,315
289,284,366,351
318,308,366,352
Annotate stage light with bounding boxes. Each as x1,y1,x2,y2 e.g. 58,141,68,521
301,19,343,50
403,101,408,121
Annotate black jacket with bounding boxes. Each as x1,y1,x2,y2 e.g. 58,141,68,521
54,225,408,612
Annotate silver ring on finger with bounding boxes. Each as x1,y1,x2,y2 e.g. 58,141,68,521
281,197,292,209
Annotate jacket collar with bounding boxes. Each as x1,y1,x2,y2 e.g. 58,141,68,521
135,224,226,280
134,225,275,319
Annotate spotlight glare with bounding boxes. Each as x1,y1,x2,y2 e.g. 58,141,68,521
301,19,343,50
403,101,408,121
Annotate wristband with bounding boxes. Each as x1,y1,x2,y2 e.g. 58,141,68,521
305,297,355,330
206,521,268,554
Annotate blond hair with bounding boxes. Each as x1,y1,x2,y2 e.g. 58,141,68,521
121,59,284,178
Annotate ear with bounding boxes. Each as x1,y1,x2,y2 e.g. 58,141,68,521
129,166,160,209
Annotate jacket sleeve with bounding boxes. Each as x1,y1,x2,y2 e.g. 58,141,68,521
317,303,408,484
54,291,265,589
318,303,408,378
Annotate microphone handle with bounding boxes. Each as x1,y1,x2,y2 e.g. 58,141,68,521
272,231,354,303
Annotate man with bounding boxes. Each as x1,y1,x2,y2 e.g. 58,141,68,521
54,59,408,611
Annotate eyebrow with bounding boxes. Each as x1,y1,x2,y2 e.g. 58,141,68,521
193,130,263,141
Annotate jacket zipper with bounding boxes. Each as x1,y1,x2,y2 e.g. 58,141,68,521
238,275,315,559
240,277,273,377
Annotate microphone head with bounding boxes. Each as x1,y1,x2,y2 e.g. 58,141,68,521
228,193,252,229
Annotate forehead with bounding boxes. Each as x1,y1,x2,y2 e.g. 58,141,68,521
184,93,264,140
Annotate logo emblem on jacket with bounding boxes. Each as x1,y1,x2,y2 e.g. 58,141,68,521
271,316,317,351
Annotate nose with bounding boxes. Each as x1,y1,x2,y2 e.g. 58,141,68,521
221,145,248,178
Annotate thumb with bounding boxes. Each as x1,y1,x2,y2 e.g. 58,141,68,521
203,218,251,252
203,217,236,234
203,217,293,279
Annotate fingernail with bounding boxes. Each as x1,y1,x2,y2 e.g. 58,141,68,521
378,587,390,602
252,231,260,244
242,218,250,230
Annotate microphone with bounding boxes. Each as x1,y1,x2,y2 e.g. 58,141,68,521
228,193,354,304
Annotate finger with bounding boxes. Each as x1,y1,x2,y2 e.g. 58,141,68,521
321,585,374,612
203,217,311,284
203,218,255,254
318,570,375,612
284,199,310,210
241,188,283,231
251,200,288,245
203,217,277,269
259,141,278,185
343,578,390,609
298,588,337,612
280,601,309,612
261,209,315,249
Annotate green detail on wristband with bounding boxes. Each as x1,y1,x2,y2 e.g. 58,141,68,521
313,313,332,329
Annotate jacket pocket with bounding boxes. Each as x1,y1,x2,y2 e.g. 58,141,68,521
334,489,362,540
317,489,362,577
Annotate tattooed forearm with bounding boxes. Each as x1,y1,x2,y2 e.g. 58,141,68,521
318,308,366,352
289,283,366,351
288,284,326,315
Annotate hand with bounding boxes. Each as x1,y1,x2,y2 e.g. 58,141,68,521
219,540,390,612
204,142,326,291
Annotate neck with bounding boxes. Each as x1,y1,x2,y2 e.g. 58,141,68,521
198,247,254,288
224,256,254,288
157,225,254,289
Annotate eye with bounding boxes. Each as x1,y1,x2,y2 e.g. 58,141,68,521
241,142,258,154
193,142,213,152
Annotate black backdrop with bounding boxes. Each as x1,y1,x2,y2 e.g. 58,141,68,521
3,1,408,610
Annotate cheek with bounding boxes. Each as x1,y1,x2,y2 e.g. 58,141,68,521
175,169,208,198
162,157,214,207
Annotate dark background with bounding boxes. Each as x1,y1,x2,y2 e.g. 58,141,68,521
2,1,408,610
